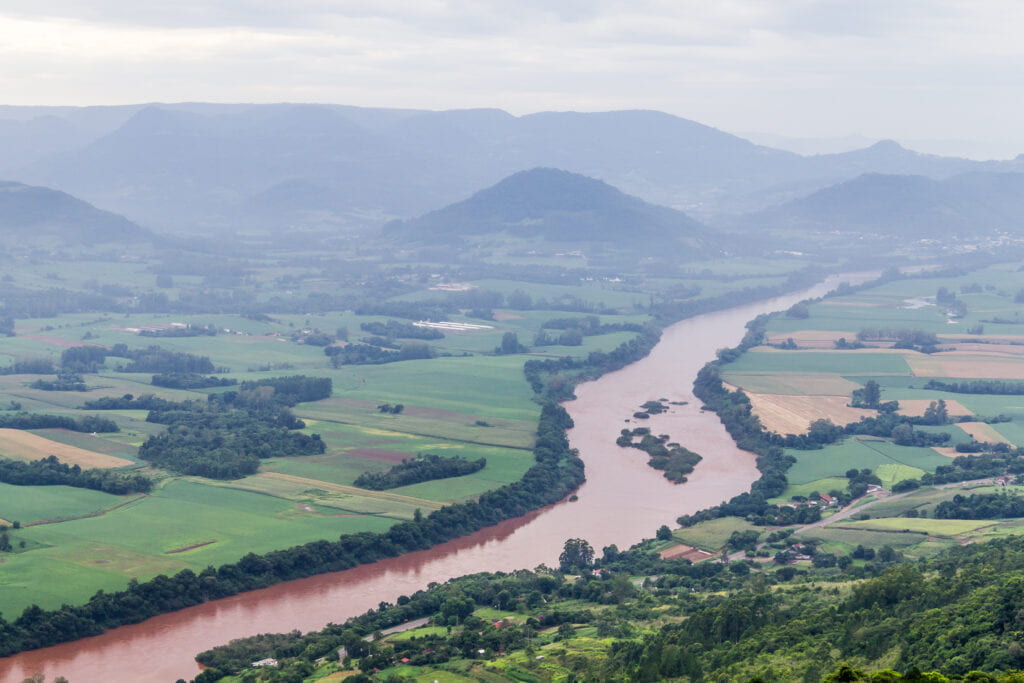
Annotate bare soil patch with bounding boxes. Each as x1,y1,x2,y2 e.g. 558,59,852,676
745,393,875,435
492,311,524,321
0,429,135,469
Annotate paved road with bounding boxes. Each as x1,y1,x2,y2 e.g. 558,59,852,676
725,477,999,561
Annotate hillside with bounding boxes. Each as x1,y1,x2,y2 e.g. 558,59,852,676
9,103,1023,232
190,536,1024,682
746,171,1024,237
0,181,147,245
388,167,713,253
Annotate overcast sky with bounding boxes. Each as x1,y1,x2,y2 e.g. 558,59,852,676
2,1,1022,158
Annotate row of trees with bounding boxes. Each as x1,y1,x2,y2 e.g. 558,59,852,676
352,454,486,490
0,455,151,495
0,412,118,433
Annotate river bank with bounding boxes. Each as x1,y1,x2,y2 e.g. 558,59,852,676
0,272,871,683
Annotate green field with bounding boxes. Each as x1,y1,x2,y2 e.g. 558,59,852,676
786,438,949,485
833,517,997,536
725,350,912,375
672,517,759,551
0,482,125,524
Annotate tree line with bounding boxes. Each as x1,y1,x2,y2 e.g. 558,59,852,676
0,455,151,495
353,454,486,491
0,412,118,433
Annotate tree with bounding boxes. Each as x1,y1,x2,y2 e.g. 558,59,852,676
656,525,672,541
922,400,949,425
559,538,595,572
862,380,881,408
496,332,525,355
786,302,810,319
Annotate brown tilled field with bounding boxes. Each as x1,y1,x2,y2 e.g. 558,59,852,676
745,393,875,435
0,429,135,469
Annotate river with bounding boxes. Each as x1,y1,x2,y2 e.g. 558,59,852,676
0,272,871,682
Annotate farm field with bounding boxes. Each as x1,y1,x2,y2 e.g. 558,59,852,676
0,246,825,624
672,516,760,551
0,429,135,468
719,263,1024,495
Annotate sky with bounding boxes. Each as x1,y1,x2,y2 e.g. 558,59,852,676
2,0,1023,158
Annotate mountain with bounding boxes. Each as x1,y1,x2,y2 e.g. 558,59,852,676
0,181,147,244
389,167,712,253
8,103,1024,233
746,171,1024,236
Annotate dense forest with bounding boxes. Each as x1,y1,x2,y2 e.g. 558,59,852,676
186,536,1024,682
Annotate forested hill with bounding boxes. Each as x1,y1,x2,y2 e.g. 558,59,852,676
190,536,1024,682
744,170,1024,237
388,167,715,254
0,181,147,244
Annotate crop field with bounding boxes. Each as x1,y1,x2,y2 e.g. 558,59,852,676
720,372,862,396
786,437,950,485
873,463,927,489
772,477,850,502
895,398,972,418
672,517,760,551
833,517,998,536
958,421,1013,444
797,526,935,550
0,429,136,468
724,350,913,375
744,392,874,434
0,481,125,525
718,265,1024,500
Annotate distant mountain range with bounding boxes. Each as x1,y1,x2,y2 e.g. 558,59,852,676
388,167,712,254
0,181,146,245
745,171,1024,237
3,103,1022,233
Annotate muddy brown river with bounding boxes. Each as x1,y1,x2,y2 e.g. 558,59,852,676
0,273,870,682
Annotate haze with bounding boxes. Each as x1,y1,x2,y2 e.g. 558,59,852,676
3,0,1024,159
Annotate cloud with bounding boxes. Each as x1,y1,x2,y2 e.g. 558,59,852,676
0,1,1023,156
